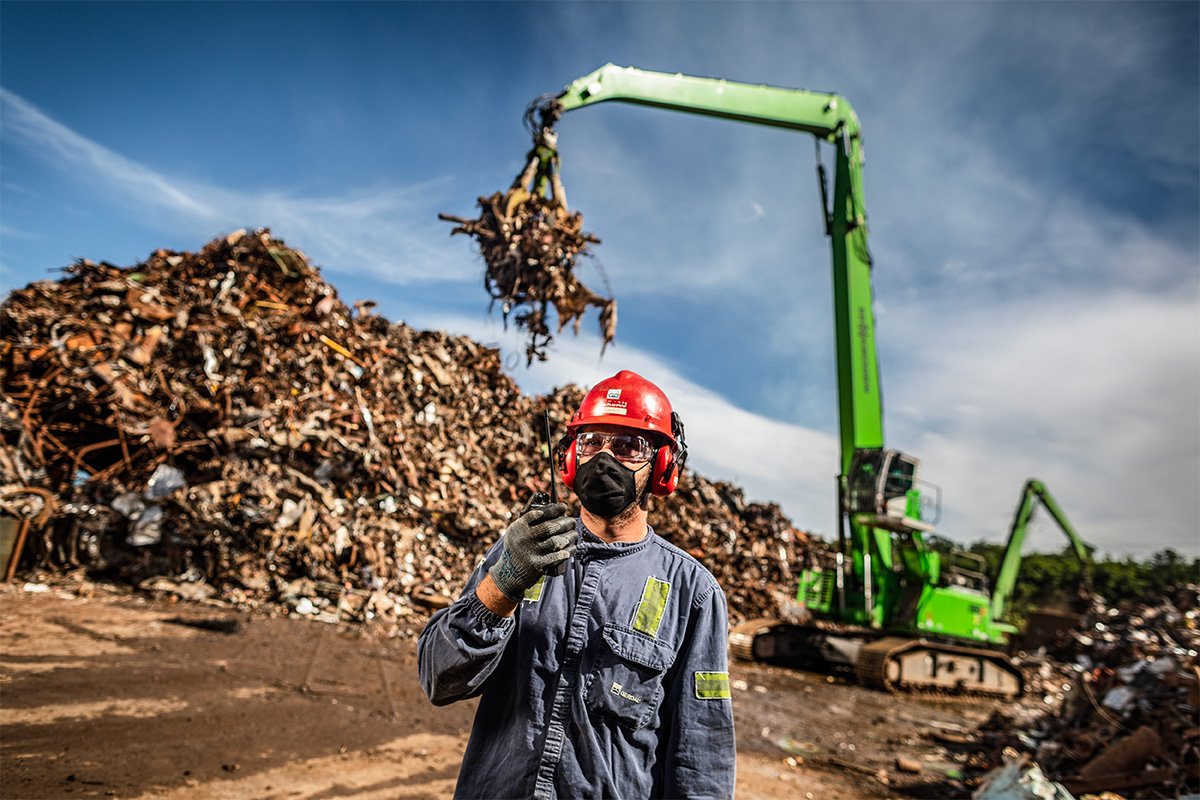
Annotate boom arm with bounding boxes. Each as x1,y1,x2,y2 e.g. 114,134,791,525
554,64,884,470
551,65,931,629
989,479,1092,621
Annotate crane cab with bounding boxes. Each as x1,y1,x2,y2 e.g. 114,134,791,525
846,448,935,533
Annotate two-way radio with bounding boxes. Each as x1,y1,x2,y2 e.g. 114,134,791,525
529,409,568,577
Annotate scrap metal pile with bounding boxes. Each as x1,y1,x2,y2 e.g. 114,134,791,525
0,230,809,628
439,102,615,365
954,587,1200,798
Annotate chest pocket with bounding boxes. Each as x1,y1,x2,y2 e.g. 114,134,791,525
584,624,677,730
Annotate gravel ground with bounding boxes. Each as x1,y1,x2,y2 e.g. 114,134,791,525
0,581,1003,799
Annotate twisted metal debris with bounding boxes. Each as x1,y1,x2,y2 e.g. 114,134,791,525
439,100,615,365
949,587,1200,798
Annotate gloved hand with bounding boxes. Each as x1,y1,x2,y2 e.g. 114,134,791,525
488,502,578,601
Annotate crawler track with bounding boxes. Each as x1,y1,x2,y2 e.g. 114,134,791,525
855,636,1023,699
731,620,1024,699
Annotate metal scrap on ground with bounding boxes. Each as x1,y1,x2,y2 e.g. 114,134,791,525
438,101,615,365
963,587,1200,799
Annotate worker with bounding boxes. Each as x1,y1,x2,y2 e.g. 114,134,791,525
418,370,736,799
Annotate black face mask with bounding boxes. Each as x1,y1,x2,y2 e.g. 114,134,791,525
575,452,647,519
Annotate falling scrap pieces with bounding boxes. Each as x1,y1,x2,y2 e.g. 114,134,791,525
439,118,615,365
0,230,810,628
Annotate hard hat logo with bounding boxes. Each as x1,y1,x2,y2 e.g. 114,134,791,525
606,389,621,400
604,398,628,415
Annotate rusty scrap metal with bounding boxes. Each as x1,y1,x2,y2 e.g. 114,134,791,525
440,101,614,365
0,486,58,581
1,231,810,630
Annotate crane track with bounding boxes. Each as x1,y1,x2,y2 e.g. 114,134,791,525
731,620,1024,700
855,636,1023,699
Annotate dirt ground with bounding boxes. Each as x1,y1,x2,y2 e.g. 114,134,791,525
0,582,1003,800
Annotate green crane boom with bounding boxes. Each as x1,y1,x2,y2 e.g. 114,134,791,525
557,65,883,471
990,479,1092,622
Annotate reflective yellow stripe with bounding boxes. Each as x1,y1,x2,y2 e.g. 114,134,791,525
631,576,671,638
523,576,545,602
694,671,731,700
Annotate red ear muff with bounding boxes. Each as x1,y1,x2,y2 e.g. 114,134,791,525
650,445,679,496
561,440,578,490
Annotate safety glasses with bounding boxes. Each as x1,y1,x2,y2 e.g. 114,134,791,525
576,430,656,463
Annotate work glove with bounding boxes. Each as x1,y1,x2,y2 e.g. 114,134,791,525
488,502,578,601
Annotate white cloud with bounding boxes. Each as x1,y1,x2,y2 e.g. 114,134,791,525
870,133,1195,302
888,291,1200,557
0,88,467,284
1,89,217,219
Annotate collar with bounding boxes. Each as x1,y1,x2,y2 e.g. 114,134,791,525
575,518,655,558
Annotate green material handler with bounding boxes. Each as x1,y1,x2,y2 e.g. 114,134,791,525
543,65,1090,696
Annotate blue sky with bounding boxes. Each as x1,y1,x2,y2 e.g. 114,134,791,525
2,2,1197,558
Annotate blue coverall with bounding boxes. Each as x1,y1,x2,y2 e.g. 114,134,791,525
418,521,737,799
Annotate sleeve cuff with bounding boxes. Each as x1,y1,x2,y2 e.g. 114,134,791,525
464,591,516,630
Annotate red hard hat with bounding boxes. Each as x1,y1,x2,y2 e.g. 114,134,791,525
567,370,677,446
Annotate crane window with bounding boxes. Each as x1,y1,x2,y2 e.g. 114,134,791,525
847,450,886,514
883,456,916,500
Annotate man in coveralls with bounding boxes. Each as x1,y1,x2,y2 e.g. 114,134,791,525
419,370,736,799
